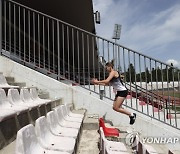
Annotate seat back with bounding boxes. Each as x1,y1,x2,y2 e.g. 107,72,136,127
99,118,106,129
54,106,64,123
0,88,10,107
64,104,71,115
46,111,58,130
61,105,68,117
8,89,22,105
0,74,7,85
20,88,33,102
35,116,51,146
16,124,41,154
99,127,106,154
30,87,39,100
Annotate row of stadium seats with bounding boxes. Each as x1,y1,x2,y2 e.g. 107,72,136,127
0,88,51,122
15,104,84,154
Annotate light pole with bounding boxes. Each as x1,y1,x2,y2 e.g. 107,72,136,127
112,24,122,70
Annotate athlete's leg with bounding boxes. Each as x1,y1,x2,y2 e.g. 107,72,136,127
113,96,131,116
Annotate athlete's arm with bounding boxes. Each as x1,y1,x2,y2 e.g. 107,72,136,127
92,71,115,85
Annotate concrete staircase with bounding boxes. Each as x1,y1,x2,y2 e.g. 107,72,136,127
77,114,100,154
5,76,49,99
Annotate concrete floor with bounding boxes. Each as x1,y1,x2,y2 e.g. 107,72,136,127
0,140,16,154
77,130,99,154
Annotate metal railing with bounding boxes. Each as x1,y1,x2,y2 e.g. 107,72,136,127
0,0,180,129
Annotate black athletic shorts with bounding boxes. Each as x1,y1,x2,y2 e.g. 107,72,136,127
114,90,128,101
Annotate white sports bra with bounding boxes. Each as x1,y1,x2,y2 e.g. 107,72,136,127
109,74,126,91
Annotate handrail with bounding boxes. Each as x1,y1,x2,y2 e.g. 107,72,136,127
4,0,180,70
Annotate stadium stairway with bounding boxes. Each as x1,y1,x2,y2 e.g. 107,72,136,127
1,55,180,153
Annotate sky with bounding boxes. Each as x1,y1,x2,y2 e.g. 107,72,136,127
92,0,180,68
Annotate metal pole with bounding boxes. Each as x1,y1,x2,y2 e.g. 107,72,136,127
33,12,35,64
72,28,75,82
62,24,65,76
37,14,40,66
172,68,177,127
28,10,30,62
18,6,20,58
123,48,127,106
134,52,138,110
0,0,2,53
52,20,55,72
77,30,80,84
9,2,11,54
139,54,143,112
161,63,166,122
166,66,172,125
144,57,149,115
82,32,85,86
14,4,16,56
4,1,7,53
155,61,160,120
128,50,132,107
102,40,105,97
42,16,45,68
67,26,70,79
23,8,25,61
47,18,50,71
92,36,95,92
87,35,90,89
57,21,60,79
108,42,111,98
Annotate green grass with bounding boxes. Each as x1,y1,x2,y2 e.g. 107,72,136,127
157,91,180,98
164,92,180,98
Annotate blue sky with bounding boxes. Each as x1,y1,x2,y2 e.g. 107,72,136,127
93,0,180,68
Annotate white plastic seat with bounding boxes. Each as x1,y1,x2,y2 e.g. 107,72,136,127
59,105,82,123
0,73,19,88
8,89,38,110
30,87,51,104
35,116,76,153
100,127,128,154
143,144,158,154
0,88,28,114
54,107,81,129
106,147,130,154
20,88,45,107
64,103,84,119
46,111,78,139
15,124,70,154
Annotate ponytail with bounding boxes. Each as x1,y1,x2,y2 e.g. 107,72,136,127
106,59,115,68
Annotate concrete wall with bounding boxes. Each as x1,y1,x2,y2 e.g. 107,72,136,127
0,55,73,104
0,55,180,151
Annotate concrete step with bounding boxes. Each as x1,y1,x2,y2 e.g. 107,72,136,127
150,144,169,154
5,77,15,83
83,114,99,130
0,140,16,154
77,114,99,154
38,91,49,99
8,82,26,87
77,130,99,154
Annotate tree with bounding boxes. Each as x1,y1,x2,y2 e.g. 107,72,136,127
152,68,156,81
126,63,135,83
145,67,150,83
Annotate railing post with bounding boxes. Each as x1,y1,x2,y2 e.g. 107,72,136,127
0,0,2,54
